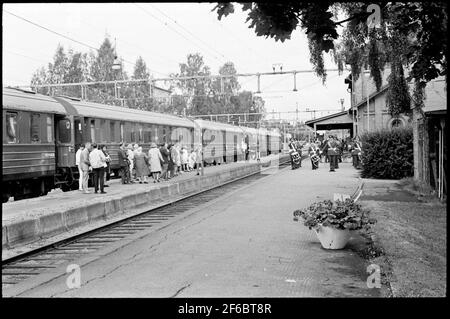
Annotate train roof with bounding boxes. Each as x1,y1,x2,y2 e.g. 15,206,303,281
2,87,67,115
193,119,244,134
54,96,195,128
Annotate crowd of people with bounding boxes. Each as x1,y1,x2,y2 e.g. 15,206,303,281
75,142,203,194
288,135,363,172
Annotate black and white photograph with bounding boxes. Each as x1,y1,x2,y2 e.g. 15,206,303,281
2,1,447,304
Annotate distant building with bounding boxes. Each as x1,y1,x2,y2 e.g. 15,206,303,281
349,65,446,200
411,78,446,200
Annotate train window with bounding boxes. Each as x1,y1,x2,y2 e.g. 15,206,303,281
120,122,124,142
46,116,53,142
100,119,106,142
6,112,18,143
30,113,40,143
110,121,116,142
90,120,96,142
58,119,71,143
144,127,151,143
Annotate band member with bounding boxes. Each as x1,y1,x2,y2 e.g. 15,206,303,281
308,142,320,170
326,135,339,172
288,138,296,168
320,139,329,163
335,138,341,169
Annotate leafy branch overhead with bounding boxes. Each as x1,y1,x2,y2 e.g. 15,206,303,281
212,2,447,102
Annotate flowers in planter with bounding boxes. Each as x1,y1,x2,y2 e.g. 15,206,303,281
293,199,376,231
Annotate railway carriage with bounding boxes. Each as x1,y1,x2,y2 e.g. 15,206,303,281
2,87,282,202
52,95,195,183
2,88,62,201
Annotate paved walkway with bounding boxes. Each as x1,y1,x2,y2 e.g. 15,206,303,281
7,158,381,297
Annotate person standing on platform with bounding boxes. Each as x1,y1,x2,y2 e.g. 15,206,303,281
134,146,149,183
308,142,320,170
351,138,362,169
167,144,175,179
335,138,341,169
127,144,135,182
118,142,131,184
171,143,180,176
79,142,91,194
321,138,329,163
188,148,196,171
288,138,297,169
89,143,107,194
101,145,111,187
180,145,189,172
195,146,203,176
326,135,339,172
148,142,163,183
159,142,170,181
75,144,85,191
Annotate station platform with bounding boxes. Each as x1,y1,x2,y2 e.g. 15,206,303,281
4,158,382,297
2,154,288,259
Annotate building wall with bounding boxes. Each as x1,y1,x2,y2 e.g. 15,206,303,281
355,90,410,134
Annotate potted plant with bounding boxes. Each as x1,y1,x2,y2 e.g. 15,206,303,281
293,199,376,249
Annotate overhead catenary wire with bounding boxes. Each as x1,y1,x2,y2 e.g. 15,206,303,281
133,3,226,65
148,3,231,62
4,9,171,77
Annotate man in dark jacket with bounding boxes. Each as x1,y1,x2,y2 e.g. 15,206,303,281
321,140,329,163
159,143,170,180
118,142,131,184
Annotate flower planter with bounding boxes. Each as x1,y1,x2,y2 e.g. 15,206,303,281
314,225,350,249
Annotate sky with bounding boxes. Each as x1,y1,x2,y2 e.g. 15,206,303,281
3,3,351,122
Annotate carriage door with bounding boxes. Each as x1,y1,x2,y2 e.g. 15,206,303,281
55,115,75,167
74,117,83,147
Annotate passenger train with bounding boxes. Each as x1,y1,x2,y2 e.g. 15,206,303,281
2,87,282,202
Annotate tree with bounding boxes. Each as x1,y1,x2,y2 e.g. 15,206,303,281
212,2,447,105
47,44,69,85
173,53,213,115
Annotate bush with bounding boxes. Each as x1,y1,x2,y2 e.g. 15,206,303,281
360,127,414,179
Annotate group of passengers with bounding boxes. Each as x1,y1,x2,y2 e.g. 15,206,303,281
75,142,111,194
76,141,202,194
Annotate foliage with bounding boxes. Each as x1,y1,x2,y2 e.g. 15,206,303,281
386,58,411,116
360,127,414,179
30,37,265,119
293,199,376,231
212,2,447,103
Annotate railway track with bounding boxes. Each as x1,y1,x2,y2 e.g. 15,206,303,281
2,158,293,289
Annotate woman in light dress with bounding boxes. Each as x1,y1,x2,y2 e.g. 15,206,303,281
180,146,189,171
188,149,196,171
148,142,163,183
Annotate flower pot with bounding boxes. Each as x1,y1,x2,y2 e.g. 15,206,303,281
314,225,350,249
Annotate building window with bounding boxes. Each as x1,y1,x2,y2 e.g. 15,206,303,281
390,118,404,129
100,119,106,142
31,113,41,142
47,116,53,142
6,112,18,143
